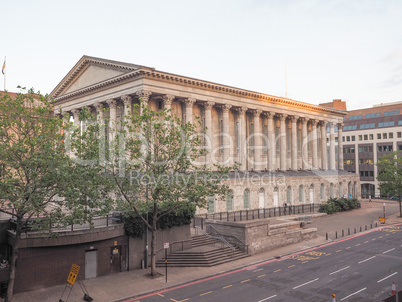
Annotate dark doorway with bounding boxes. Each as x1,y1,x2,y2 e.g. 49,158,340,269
110,246,121,273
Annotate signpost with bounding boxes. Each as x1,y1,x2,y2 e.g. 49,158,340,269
60,264,80,302
164,242,169,283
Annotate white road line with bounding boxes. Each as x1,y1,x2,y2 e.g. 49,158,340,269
257,295,277,302
358,256,376,264
253,268,263,272
292,278,319,289
329,266,350,275
382,248,395,254
340,287,367,301
377,272,398,283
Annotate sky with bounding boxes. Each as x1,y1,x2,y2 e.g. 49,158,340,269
1,0,402,110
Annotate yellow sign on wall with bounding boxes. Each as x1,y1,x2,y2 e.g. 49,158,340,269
67,264,80,285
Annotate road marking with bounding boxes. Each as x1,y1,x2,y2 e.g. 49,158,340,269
222,285,232,289
326,253,332,256
336,250,342,253
358,256,376,264
274,269,281,273
254,268,263,272
386,234,390,236
364,241,369,243
377,272,398,283
200,291,212,296
372,238,376,241
288,265,295,268
340,287,367,301
158,293,165,297
257,274,266,278
345,247,351,249
329,266,350,275
382,248,395,254
302,261,308,264
293,278,319,289
257,295,277,302
355,244,360,246
379,236,383,238
241,279,250,283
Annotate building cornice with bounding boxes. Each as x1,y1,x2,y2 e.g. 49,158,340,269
51,57,346,116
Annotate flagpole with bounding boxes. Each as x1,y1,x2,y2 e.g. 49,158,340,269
3,56,5,91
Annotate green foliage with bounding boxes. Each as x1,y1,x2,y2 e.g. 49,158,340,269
123,203,196,238
319,198,359,214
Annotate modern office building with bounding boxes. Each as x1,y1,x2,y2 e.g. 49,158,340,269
325,101,402,198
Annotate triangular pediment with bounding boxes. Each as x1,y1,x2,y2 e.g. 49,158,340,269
51,55,146,98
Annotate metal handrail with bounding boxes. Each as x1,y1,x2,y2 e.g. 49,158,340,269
195,226,236,250
206,224,248,254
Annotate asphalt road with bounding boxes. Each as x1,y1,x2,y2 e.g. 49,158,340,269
128,223,402,302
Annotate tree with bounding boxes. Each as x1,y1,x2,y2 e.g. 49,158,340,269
74,101,234,277
377,151,402,217
0,89,112,301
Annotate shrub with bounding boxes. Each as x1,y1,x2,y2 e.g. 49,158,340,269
320,198,360,214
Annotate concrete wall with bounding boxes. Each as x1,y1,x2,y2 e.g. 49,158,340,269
206,219,316,255
128,224,191,270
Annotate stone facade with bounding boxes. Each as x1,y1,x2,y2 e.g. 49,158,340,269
51,56,361,213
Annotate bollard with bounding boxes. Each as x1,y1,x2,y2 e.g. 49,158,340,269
360,226,362,232
354,228,356,234
348,228,350,235
365,225,367,230
336,231,337,239
342,229,344,237
326,233,328,240
370,223,372,229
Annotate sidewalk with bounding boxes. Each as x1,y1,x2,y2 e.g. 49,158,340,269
13,200,402,302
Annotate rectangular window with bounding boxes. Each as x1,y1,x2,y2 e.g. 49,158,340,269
399,145,402,151
383,133,387,139
364,135,368,140
369,171,374,177
360,171,364,177
352,136,355,141
390,145,393,152
369,134,373,140
346,136,350,141
377,133,381,139
398,132,401,138
359,135,362,141
378,146,383,152
389,132,393,139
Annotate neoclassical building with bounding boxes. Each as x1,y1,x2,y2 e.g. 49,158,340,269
50,56,360,213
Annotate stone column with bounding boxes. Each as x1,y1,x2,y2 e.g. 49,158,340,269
135,90,152,114
338,123,344,170
222,104,232,166
162,94,175,113
320,121,328,170
290,116,298,170
62,112,71,154
266,112,275,171
184,98,196,124
279,114,287,170
252,109,262,171
71,108,80,129
235,107,248,171
106,99,117,143
301,117,308,170
203,101,215,167
329,122,336,170
121,95,132,130
311,120,318,170
94,102,105,163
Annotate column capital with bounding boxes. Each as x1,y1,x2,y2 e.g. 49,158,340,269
162,94,175,106
310,119,318,126
290,115,299,122
203,101,215,110
106,99,117,109
71,108,80,116
121,95,132,106
184,98,196,107
94,102,104,110
319,120,327,127
300,117,308,124
135,90,152,102
221,104,232,113
328,122,335,128
234,106,248,113
263,111,275,119
338,122,344,128
278,113,288,121
251,109,262,118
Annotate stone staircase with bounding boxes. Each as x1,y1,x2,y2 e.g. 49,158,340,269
156,235,249,267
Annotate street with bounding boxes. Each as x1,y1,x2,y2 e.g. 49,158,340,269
128,223,402,302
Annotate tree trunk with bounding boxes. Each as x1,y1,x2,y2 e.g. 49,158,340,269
150,218,157,276
6,217,22,302
399,200,402,218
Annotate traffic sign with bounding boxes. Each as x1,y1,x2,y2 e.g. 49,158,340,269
164,242,169,249
67,264,80,285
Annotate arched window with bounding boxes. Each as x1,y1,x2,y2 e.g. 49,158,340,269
226,190,233,211
339,182,343,198
330,183,334,198
320,183,324,200
243,189,250,209
286,186,292,204
273,187,279,207
259,188,265,208
309,184,314,204
299,185,304,203
208,196,215,213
